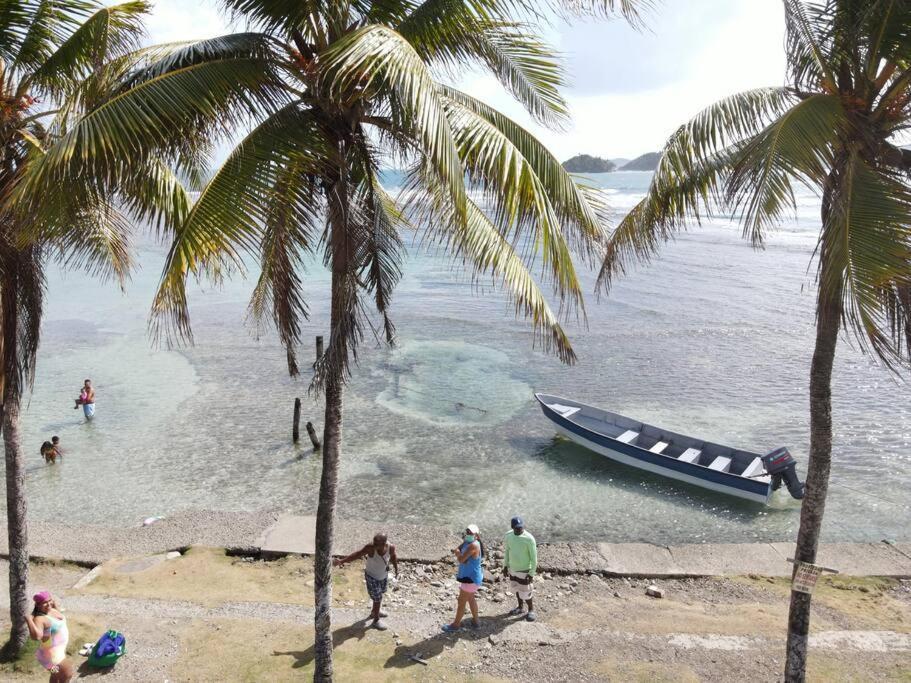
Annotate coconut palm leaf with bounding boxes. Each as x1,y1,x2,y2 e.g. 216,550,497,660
351,163,407,345
10,43,288,222
785,0,838,92
25,1,149,94
819,152,911,366
0,0,92,67
440,86,605,252
398,3,568,126
727,93,847,245
443,100,586,308
597,87,803,290
49,201,133,287
151,104,330,345
247,157,321,377
426,188,577,362
319,24,467,218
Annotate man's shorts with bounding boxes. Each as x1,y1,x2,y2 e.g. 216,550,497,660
365,572,388,602
509,571,533,600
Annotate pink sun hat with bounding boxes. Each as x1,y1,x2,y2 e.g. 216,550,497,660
32,591,51,604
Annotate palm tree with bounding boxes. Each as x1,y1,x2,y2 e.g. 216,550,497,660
0,0,199,656
598,1,911,680
16,0,641,678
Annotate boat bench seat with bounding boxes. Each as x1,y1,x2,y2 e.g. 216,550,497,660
678,448,701,464
649,441,669,454
617,430,639,444
548,404,580,418
707,456,732,473
741,457,765,478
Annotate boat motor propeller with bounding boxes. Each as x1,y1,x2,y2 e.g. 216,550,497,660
761,447,805,499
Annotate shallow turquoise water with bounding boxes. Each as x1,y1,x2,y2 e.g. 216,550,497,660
10,172,911,543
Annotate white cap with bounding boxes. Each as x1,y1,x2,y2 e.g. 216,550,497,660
466,524,479,535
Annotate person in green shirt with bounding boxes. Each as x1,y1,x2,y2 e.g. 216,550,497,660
502,516,537,621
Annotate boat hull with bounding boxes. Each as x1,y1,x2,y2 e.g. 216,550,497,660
538,397,772,505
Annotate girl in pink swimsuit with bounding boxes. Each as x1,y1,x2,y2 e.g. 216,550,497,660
26,591,73,682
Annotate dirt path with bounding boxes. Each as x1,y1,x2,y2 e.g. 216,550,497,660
1,549,909,681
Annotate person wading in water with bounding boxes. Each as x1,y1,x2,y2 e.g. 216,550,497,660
74,379,95,420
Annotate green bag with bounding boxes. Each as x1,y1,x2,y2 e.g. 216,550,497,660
87,630,126,668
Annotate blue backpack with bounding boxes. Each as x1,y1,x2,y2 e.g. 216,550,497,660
88,630,126,668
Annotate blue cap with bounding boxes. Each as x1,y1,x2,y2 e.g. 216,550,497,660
510,516,524,529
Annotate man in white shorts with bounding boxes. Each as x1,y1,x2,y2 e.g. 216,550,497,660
502,516,538,621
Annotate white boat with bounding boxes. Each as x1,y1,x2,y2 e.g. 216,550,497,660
535,393,804,505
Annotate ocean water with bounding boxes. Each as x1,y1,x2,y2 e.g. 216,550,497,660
10,171,911,544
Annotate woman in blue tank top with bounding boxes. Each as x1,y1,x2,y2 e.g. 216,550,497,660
442,524,484,632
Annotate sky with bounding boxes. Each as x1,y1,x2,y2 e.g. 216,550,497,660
131,0,787,161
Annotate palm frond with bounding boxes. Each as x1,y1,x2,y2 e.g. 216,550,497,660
441,86,606,254
417,182,577,363
25,1,149,96
10,41,288,224
49,200,133,288
442,101,589,313
819,152,911,368
0,244,46,395
785,0,838,92
152,104,330,346
247,157,320,377
1,0,93,69
352,165,407,345
597,151,731,291
596,87,801,290
319,24,467,221
727,93,846,245
398,3,568,126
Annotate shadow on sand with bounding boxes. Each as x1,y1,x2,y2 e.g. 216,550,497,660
272,613,522,673
76,661,116,677
272,621,369,669
382,613,517,670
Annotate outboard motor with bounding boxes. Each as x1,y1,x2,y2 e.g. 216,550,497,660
761,447,805,499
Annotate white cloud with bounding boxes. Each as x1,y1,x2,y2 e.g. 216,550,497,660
456,1,786,159
103,0,230,44
124,0,786,161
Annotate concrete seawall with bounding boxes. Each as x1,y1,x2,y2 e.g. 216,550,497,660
3,511,910,577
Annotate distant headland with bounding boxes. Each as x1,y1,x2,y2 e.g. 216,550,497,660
562,151,660,172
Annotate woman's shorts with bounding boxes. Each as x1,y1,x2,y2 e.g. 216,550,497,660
459,582,479,594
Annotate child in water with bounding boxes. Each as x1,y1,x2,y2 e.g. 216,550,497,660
73,389,87,409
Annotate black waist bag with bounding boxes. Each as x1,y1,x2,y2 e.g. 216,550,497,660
510,574,532,585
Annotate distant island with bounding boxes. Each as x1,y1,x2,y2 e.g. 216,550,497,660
562,154,616,173
562,152,661,173
620,152,661,171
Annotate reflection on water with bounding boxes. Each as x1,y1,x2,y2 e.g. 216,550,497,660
7,173,911,543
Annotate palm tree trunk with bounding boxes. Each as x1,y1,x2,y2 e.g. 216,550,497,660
1,278,29,658
784,292,840,682
313,143,352,682
313,304,343,682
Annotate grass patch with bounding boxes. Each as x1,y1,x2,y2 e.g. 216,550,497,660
736,575,910,632
79,546,379,610
807,652,911,682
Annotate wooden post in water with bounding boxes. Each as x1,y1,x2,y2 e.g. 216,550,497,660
306,421,321,450
315,335,324,362
292,398,301,443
